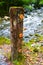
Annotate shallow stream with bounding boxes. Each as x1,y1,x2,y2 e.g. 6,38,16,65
0,7,43,42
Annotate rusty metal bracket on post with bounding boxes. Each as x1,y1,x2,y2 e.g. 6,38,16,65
9,7,24,60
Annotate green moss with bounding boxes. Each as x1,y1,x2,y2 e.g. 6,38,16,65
38,36,43,41
10,6,23,8
0,36,10,45
13,54,25,65
25,42,32,48
29,39,35,43
35,33,40,37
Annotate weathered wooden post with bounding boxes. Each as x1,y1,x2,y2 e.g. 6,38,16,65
9,7,24,60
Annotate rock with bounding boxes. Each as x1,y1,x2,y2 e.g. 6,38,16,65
24,8,28,13
0,17,3,21
41,44,43,46
24,36,29,38
41,20,43,23
27,12,30,15
4,16,10,21
24,14,27,18
23,27,27,31
29,34,33,36
31,44,36,47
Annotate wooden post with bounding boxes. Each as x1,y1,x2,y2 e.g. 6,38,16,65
9,7,24,60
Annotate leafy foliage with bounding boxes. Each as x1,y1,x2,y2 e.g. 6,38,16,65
39,0,43,5
13,58,25,65
0,1,5,6
0,36,10,45
0,0,43,16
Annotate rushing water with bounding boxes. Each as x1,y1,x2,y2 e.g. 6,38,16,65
0,7,43,42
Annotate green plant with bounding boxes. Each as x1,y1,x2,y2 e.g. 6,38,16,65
13,55,25,65
0,1,5,6
33,48,39,52
39,0,43,5
0,36,10,45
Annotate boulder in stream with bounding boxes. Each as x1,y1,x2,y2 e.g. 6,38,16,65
4,16,10,21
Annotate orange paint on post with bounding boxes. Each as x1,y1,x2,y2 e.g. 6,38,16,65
19,33,23,38
19,14,24,20
18,49,22,53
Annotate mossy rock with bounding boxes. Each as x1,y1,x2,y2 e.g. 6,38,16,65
35,33,40,37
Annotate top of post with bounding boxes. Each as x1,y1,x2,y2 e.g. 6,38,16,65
10,6,23,8
10,6,24,10
9,6,24,18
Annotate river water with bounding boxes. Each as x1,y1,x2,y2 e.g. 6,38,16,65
0,7,43,42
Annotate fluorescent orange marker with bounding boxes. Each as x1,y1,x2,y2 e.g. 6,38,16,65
19,14,24,20
19,33,23,38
